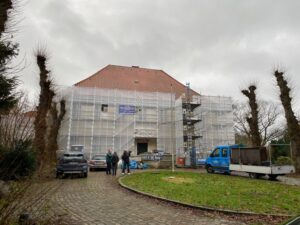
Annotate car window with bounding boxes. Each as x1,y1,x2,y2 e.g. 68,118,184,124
221,148,228,157
212,148,220,157
93,156,106,160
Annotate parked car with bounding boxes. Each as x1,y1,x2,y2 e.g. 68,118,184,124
88,154,107,171
56,153,88,178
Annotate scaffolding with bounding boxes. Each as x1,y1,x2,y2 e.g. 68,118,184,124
58,86,234,161
197,95,235,157
58,86,174,159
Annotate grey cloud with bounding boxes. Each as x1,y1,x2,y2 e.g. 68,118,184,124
13,0,300,112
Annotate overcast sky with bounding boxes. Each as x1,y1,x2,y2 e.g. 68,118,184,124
11,0,300,112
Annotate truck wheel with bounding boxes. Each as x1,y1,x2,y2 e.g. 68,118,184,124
249,173,263,179
206,165,214,174
268,175,278,180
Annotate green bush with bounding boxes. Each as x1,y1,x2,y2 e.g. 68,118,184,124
275,156,292,165
271,146,289,163
0,140,36,180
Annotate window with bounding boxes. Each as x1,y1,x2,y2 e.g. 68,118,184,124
212,148,220,157
221,148,228,157
101,104,108,112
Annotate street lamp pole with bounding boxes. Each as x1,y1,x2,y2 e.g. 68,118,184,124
170,83,175,172
134,80,139,154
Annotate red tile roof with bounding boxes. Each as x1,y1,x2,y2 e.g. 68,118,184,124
74,65,199,98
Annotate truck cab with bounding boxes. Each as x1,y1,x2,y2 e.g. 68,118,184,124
205,145,231,174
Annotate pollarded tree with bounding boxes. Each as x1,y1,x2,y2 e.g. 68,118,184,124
33,51,66,177
33,52,55,175
241,85,262,147
274,70,300,172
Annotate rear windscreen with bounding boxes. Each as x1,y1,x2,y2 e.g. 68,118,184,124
93,156,106,160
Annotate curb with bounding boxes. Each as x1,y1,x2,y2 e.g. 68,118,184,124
118,175,292,218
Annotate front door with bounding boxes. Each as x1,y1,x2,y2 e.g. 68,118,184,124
211,148,221,171
137,143,148,155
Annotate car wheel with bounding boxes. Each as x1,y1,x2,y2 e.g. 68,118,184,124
206,165,214,174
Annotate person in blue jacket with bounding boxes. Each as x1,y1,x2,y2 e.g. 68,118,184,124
106,149,112,175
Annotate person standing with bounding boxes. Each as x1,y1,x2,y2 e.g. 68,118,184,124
106,149,112,175
111,152,119,176
121,150,131,174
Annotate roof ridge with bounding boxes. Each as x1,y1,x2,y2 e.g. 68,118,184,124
109,64,162,71
74,65,111,86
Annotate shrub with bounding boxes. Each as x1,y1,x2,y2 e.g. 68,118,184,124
0,140,36,180
275,156,292,165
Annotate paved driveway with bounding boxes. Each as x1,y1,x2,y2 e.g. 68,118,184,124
20,172,245,225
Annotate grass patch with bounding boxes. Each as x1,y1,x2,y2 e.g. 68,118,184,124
122,171,300,215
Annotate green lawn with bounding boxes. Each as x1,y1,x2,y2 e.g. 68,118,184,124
121,171,300,215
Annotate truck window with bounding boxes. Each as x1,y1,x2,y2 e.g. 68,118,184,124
212,148,220,157
221,148,228,157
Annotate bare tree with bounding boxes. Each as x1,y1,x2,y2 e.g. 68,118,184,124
234,101,284,146
241,85,262,146
259,102,284,144
0,92,34,148
274,70,300,172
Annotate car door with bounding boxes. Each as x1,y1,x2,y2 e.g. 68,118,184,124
210,147,221,171
220,147,230,172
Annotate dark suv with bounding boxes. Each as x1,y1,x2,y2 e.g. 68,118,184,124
56,153,88,178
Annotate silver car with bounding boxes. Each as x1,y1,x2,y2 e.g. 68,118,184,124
88,155,106,171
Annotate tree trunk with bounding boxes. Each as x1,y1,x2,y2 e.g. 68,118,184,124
46,100,66,163
33,53,55,177
241,85,262,147
274,71,300,173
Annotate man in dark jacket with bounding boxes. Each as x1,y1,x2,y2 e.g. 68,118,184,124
121,150,131,174
106,149,112,175
111,152,119,176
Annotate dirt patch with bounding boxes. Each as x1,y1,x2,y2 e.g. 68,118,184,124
162,176,194,184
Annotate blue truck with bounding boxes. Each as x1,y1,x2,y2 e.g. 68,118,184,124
205,145,295,179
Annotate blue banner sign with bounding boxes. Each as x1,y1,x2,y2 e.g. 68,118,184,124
119,105,135,115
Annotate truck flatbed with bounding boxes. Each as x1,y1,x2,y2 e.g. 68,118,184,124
230,164,295,175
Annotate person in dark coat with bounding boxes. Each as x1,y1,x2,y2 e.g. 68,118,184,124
121,150,131,174
106,149,112,175
111,152,119,176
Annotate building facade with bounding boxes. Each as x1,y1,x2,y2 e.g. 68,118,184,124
58,65,234,162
